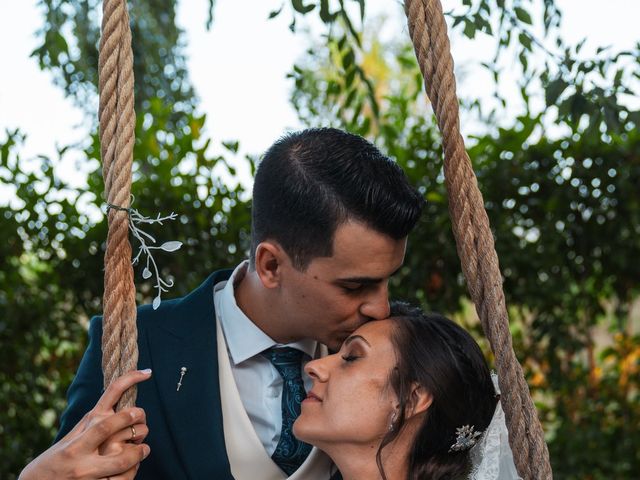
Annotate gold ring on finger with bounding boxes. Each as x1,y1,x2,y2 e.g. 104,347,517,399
130,425,136,440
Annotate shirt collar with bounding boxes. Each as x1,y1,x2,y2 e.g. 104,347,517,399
216,261,317,366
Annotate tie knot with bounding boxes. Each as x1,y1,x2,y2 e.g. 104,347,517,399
262,347,305,380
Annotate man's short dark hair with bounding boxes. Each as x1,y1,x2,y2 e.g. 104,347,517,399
250,128,425,270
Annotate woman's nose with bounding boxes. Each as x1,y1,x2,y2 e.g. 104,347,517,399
304,356,331,382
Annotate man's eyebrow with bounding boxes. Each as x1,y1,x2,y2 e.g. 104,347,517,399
336,266,402,285
344,335,371,347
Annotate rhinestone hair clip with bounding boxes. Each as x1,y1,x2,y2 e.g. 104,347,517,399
449,425,483,452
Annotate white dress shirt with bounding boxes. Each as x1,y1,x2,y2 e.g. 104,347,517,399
214,261,318,456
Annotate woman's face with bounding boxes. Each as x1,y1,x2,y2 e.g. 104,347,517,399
293,319,399,449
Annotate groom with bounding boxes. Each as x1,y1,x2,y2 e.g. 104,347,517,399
56,128,425,479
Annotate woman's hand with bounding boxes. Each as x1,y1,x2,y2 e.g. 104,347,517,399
19,369,152,480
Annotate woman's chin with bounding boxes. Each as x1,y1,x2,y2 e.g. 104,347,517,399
293,416,324,449
292,418,310,442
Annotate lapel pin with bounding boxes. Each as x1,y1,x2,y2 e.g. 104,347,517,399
176,366,187,391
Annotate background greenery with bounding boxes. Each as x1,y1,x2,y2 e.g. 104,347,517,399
1,1,638,478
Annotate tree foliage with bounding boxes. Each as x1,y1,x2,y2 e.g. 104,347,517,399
1,1,639,478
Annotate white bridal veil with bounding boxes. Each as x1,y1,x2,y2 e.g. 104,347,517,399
469,374,522,480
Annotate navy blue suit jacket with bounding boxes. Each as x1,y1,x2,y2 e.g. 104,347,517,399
57,269,235,479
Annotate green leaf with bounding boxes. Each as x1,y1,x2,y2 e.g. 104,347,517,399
480,18,493,35
360,117,371,135
342,49,355,70
337,34,347,51
344,88,357,109
613,68,624,87
514,7,533,25
319,0,336,22
222,140,240,153
291,0,315,14
518,50,528,71
353,0,365,21
345,67,356,89
519,32,533,52
463,20,477,39
268,4,284,19
545,78,568,106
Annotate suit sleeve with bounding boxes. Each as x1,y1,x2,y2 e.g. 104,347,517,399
54,315,105,442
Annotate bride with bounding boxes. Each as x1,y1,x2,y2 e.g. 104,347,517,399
294,301,518,480
21,302,519,480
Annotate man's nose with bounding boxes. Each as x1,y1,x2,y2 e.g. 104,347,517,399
359,283,390,320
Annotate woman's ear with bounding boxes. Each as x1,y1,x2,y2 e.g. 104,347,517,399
254,241,285,289
406,383,432,419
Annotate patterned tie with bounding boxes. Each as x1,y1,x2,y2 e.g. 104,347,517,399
262,347,312,475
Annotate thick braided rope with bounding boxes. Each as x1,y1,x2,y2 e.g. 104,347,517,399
99,0,138,409
404,1,552,478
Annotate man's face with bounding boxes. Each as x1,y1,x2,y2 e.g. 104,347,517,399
279,221,406,351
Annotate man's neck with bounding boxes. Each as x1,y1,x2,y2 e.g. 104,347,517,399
234,268,295,344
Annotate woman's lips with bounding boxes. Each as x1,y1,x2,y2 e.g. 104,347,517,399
303,392,322,403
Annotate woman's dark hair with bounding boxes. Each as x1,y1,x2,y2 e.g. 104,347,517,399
251,128,424,270
377,302,498,480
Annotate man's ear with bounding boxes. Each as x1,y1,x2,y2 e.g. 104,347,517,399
406,383,432,419
254,241,286,289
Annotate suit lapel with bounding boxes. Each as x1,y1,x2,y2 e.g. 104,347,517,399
147,270,233,479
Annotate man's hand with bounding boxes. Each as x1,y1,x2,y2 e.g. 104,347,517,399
20,369,152,480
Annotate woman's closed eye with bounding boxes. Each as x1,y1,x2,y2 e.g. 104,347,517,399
341,353,360,362
340,335,370,363
341,346,365,363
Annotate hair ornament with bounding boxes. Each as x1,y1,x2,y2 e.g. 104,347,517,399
106,195,182,310
449,425,483,452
